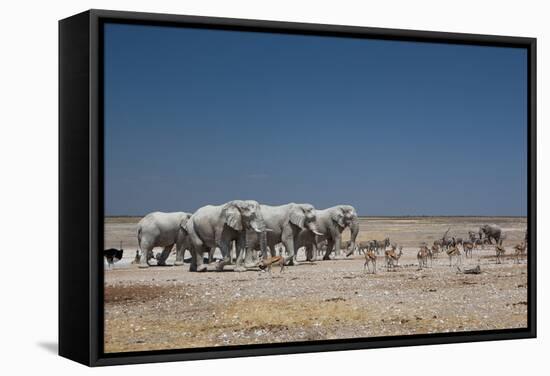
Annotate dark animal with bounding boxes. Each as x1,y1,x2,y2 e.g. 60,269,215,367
374,237,390,254
356,240,371,255
441,237,454,249
437,228,454,250
468,231,479,242
104,247,123,268
479,224,502,245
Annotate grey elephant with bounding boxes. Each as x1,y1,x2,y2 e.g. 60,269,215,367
297,205,359,261
479,224,502,245
136,211,192,268
185,200,268,272
246,203,324,265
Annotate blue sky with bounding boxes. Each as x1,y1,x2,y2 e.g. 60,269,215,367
104,23,527,216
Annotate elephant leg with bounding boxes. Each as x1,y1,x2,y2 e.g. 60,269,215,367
311,243,318,261
208,247,216,264
217,243,232,271
174,247,185,266
233,237,248,271
333,236,341,257
305,244,313,262
156,246,172,266
280,244,287,257
269,245,276,257
230,243,236,264
244,244,257,267
189,247,197,271
244,239,258,268
323,239,334,260
234,245,244,267
282,237,297,265
139,243,153,268
174,233,187,266
191,245,207,272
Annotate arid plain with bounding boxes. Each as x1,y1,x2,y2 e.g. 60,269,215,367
104,216,528,353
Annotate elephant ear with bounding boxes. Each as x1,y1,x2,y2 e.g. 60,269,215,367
289,206,306,229
331,208,346,228
222,203,243,231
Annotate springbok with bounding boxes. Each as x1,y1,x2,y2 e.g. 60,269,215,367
463,240,474,258
431,244,441,259
363,249,377,274
258,256,286,273
417,245,431,269
446,245,462,268
495,242,506,264
513,242,527,264
385,246,403,271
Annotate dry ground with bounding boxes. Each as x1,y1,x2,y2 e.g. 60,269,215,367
104,216,528,353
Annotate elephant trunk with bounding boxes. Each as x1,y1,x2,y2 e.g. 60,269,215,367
259,231,268,260
346,216,360,256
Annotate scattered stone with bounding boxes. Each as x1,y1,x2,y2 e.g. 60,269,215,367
325,297,346,302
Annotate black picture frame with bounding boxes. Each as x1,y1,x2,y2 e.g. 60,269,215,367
59,9,537,367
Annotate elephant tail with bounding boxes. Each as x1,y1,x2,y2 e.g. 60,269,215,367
137,226,142,251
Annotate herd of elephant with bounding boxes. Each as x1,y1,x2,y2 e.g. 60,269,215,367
134,200,359,272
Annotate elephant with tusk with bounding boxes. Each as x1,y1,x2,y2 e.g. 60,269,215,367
185,200,268,272
136,211,193,268
297,205,359,261
246,203,324,266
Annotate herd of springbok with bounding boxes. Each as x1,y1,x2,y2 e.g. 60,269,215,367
354,228,528,274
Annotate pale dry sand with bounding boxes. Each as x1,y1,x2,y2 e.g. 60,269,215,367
103,216,528,353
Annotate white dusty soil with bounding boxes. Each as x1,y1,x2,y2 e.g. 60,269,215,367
104,216,528,353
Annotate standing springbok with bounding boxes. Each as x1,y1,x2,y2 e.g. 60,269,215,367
385,245,403,271
431,243,441,259
463,240,474,258
473,238,484,250
446,245,462,268
417,245,431,269
363,248,377,274
513,242,527,264
495,241,506,264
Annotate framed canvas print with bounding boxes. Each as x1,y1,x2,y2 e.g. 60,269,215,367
59,9,536,366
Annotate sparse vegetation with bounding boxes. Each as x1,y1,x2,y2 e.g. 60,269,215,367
104,216,528,353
